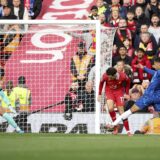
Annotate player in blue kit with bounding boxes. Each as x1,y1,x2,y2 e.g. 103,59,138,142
107,57,160,129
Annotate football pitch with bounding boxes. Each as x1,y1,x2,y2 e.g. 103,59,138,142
0,133,160,160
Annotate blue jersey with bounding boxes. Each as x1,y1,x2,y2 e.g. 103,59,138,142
143,67,160,95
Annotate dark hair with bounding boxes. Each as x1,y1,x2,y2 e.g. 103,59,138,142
0,68,5,77
106,67,117,76
136,48,145,53
153,56,160,63
3,5,11,9
6,81,13,90
118,45,127,52
151,14,159,19
78,41,85,48
127,10,134,15
90,5,98,11
134,130,144,134
18,76,26,84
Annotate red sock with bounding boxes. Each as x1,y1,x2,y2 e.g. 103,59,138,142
123,119,130,132
109,111,116,122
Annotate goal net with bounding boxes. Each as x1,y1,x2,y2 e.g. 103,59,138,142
1,20,142,134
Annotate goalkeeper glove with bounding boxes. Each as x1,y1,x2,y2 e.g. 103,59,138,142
8,105,17,114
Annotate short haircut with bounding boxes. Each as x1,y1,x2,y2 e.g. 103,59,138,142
151,14,159,19
136,48,145,53
118,45,127,51
6,81,13,89
18,76,26,84
90,5,98,11
106,67,117,76
77,41,85,48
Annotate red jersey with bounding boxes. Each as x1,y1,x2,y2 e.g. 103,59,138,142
99,72,130,95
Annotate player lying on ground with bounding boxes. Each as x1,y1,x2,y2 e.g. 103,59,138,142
0,68,24,133
98,67,132,135
135,111,160,135
107,57,160,130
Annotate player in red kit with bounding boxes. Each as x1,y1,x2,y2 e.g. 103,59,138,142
98,67,131,136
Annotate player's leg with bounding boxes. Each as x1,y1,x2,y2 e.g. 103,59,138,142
115,93,131,135
106,98,119,135
110,94,151,127
107,99,116,122
0,107,24,133
111,104,140,126
117,106,131,136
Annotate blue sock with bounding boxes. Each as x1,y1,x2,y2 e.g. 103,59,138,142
2,113,18,129
0,90,10,106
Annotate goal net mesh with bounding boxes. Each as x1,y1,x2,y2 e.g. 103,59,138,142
0,21,120,134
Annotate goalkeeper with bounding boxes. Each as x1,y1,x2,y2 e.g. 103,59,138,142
107,57,160,131
0,68,24,133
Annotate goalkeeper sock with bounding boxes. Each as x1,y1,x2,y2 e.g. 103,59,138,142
2,113,18,129
112,109,132,126
109,111,116,121
0,89,10,106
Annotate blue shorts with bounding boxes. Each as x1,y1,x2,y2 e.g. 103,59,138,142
135,93,160,111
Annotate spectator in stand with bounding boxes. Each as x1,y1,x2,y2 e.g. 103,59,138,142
11,0,29,20
108,7,120,27
25,0,43,19
105,0,126,19
134,24,157,50
114,60,133,79
112,46,132,66
134,6,150,33
0,24,20,67
122,0,133,11
126,10,137,34
114,18,132,48
123,38,134,57
0,0,8,17
99,13,111,27
137,32,157,60
148,14,160,46
88,5,99,20
131,0,149,17
0,5,17,19
146,0,160,17
96,0,107,15
131,48,152,84
70,42,94,92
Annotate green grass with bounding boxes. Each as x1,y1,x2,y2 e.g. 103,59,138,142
0,133,160,160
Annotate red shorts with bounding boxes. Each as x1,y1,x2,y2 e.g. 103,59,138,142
106,89,124,107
